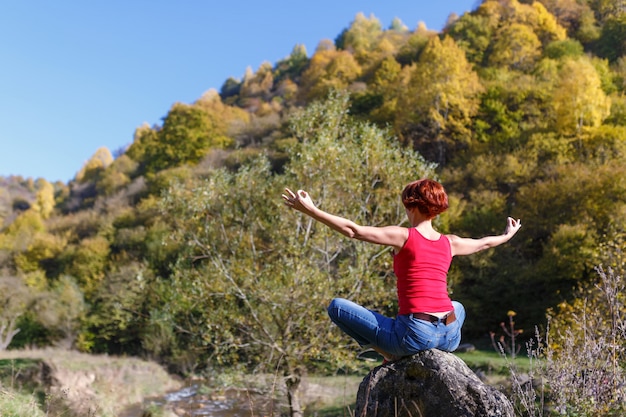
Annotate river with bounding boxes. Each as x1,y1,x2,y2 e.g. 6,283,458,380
121,385,267,417
121,374,360,416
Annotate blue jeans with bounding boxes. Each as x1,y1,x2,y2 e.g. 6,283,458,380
327,298,466,357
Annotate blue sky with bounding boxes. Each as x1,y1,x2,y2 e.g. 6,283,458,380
0,1,479,183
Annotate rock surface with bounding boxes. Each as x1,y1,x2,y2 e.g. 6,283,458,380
355,349,514,417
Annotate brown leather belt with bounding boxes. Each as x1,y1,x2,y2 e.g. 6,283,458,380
408,311,456,325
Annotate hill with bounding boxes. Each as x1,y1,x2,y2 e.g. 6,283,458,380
0,0,624,401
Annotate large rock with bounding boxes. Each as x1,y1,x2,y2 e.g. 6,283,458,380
355,349,514,417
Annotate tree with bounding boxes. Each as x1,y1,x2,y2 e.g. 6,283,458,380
144,104,215,174
273,44,309,85
126,92,248,177
395,35,484,165
474,85,524,150
35,275,86,349
365,56,403,123
298,48,362,102
389,17,409,33
446,13,494,65
95,154,138,197
75,147,114,183
538,0,588,36
543,38,584,59
125,123,158,168
60,236,110,300
478,0,566,43
589,0,626,24
394,24,434,66
337,12,383,60
488,23,542,71
32,179,55,219
156,92,436,417
1,209,46,253
472,67,554,150
596,13,626,63
552,56,611,134
84,263,151,354
527,1,567,44
239,62,274,103
513,159,626,304
0,276,32,350
13,231,66,275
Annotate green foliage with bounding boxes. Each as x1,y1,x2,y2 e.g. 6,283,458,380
363,56,403,123
60,235,110,298
606,93,626,125
125,123,157,166
543,38,584,59
446,13,493,65
3,2,626,390
85,263,151,354
396,35,484,164
95,154,138,196
127,94,246,177
552,56,611,134
274,44,309,85
32,179,55,219
141,103,232,175
154,93,436,386
75,147,114,183
394,26,432,66
13,231,66,275
0,380,46,417
488,23,542,72
338,12,383,60
596,13,626,62
474,85,524,150
299,47,362,102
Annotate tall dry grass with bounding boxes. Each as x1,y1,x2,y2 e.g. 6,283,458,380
508,266,626,417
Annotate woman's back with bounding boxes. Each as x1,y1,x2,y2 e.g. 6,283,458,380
394,228,453,315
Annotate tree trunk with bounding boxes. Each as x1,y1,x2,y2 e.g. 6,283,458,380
285,367,303,417
0,317,21,350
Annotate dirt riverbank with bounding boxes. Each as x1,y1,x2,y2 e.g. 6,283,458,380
0,348,182,416
0,349,362,417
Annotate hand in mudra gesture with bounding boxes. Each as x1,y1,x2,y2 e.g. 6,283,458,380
282,188,316,215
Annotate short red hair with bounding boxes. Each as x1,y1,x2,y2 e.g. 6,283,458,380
401,179,449,219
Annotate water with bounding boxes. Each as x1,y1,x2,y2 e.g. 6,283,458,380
122,384,265,417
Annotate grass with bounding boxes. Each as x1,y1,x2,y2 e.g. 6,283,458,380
303,375,361,416
455,349,532,375
0,348,182,417
0,388,48,417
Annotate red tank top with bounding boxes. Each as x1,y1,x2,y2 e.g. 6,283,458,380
393,227,453,315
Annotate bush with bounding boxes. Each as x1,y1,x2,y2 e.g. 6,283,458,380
509,265,626,417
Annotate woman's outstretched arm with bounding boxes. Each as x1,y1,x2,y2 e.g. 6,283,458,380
282,188,407,250
448,217,522,257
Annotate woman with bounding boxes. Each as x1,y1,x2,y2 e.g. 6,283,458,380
282,179,521,362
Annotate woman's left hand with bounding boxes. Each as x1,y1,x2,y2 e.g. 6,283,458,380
505,217,522,236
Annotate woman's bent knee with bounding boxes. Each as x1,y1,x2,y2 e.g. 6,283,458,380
327,298,344,320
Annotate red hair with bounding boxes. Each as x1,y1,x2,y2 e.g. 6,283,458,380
401,179,449,219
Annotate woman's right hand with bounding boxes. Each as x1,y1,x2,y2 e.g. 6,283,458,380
282,188,316,214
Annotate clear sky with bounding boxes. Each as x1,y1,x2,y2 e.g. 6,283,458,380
0,1,480,183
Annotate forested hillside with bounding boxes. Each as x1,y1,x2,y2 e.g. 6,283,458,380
1,0,625,384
